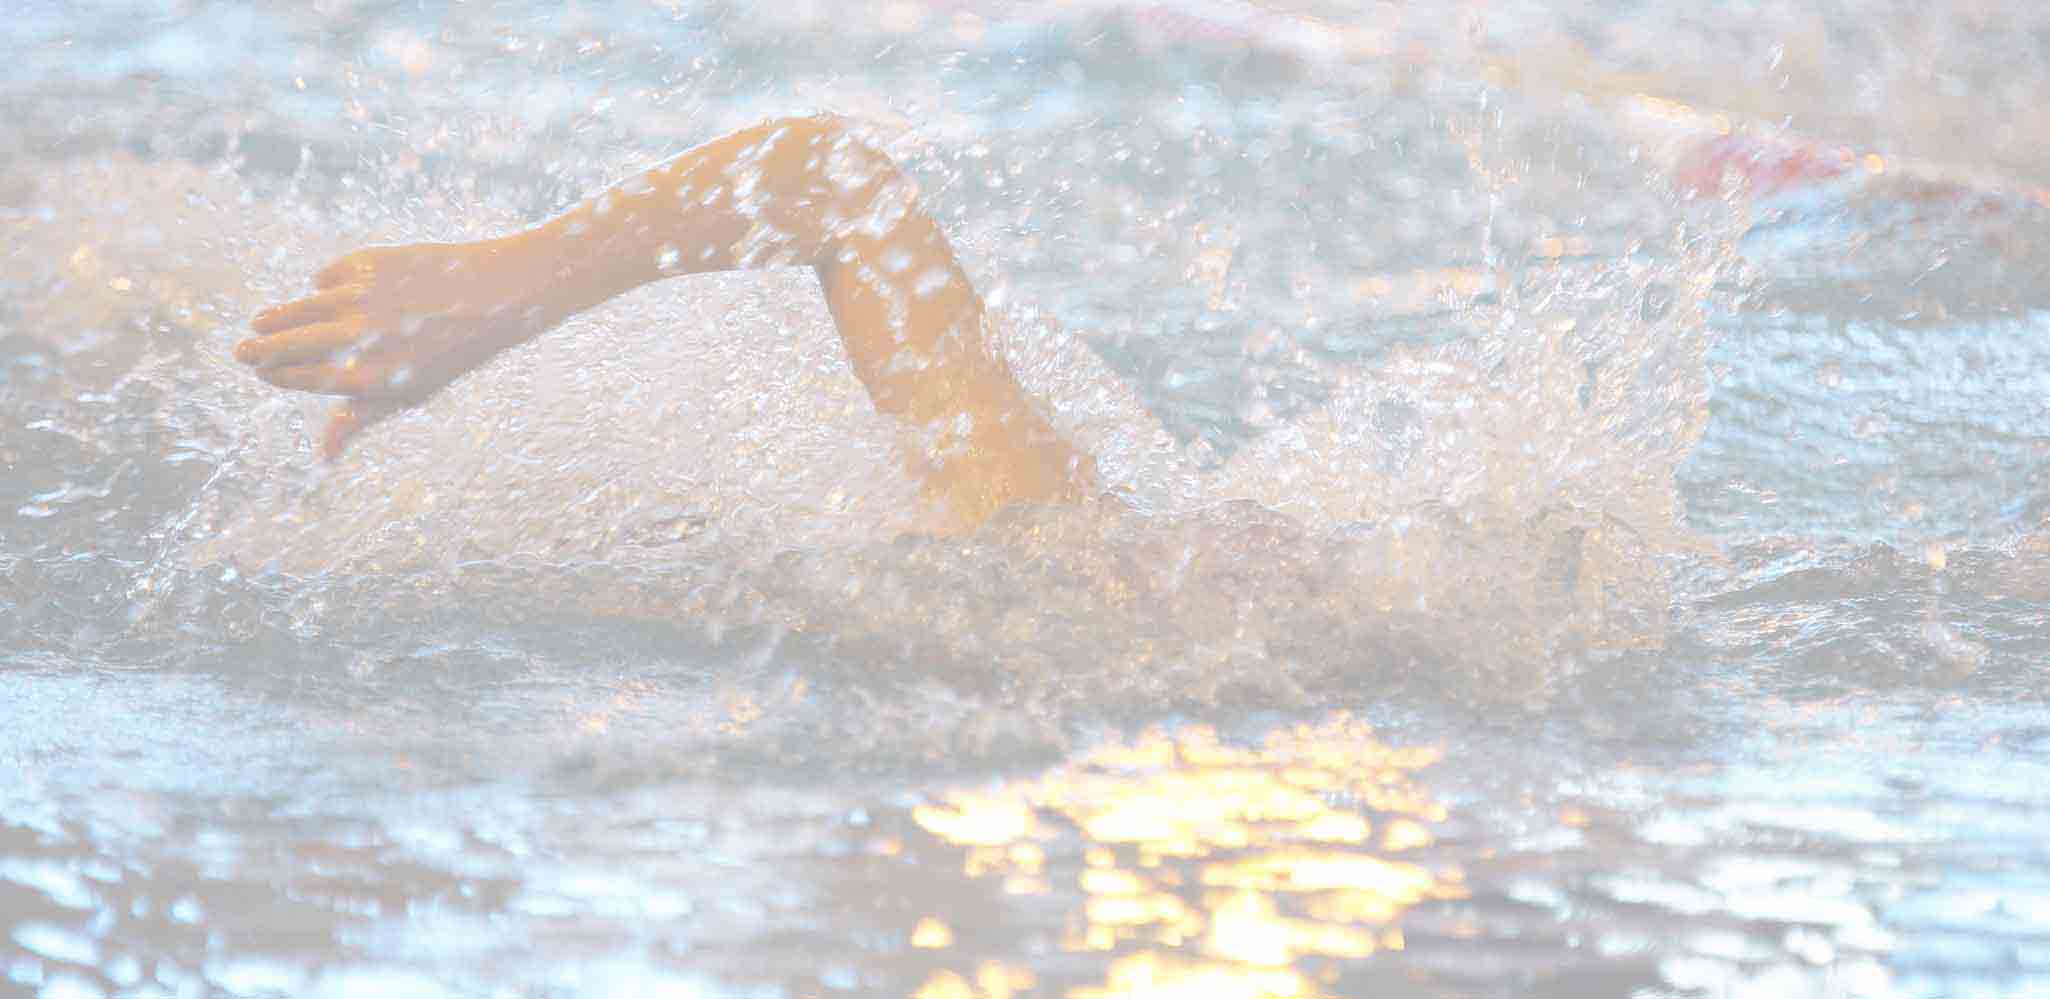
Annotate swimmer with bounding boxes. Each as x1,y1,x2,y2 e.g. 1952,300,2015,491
236,115,1096,533
234,114,1666,678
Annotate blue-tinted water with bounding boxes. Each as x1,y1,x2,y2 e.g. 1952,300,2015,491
5,2,2050,996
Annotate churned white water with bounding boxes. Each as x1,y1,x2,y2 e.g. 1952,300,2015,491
4,2,2050,996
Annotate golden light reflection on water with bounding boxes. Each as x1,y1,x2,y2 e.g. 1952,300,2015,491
913,717,1466,997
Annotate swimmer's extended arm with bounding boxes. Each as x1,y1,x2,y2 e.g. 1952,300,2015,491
237,114,1093,530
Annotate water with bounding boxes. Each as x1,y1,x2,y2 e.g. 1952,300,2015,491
5,1,2050,996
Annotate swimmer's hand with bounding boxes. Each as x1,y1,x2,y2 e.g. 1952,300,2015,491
236,241,545,459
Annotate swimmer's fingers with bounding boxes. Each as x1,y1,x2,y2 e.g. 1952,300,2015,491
250,285,368,335
235,319,374,369
314,249,390,290
318,398,405,461
259,342,486,400
259,361,387,397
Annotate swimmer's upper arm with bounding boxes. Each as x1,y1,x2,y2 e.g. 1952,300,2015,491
513,114,1095,526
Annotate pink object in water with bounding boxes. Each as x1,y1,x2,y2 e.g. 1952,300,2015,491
1672,131,1856,199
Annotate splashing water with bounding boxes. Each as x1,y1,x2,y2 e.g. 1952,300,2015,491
0,16,1731,719
73,93,1726,715
9,3,2050,996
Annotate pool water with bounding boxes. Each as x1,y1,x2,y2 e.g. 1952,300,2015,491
5,2,2050,996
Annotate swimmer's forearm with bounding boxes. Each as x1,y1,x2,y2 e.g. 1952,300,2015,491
508,115,1019,422
508,121,802,319
512,118,886,325
496,114,1094,524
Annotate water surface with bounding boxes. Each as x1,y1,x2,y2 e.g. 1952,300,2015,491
5,1,2050,996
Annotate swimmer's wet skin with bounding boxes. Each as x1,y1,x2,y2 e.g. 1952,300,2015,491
237,115,1095,532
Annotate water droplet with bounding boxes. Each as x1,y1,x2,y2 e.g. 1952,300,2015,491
913,268,951,297
658,245,681,270
170,896,203,924
731,166,760,201
13,923,98,966
855,184,910,238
